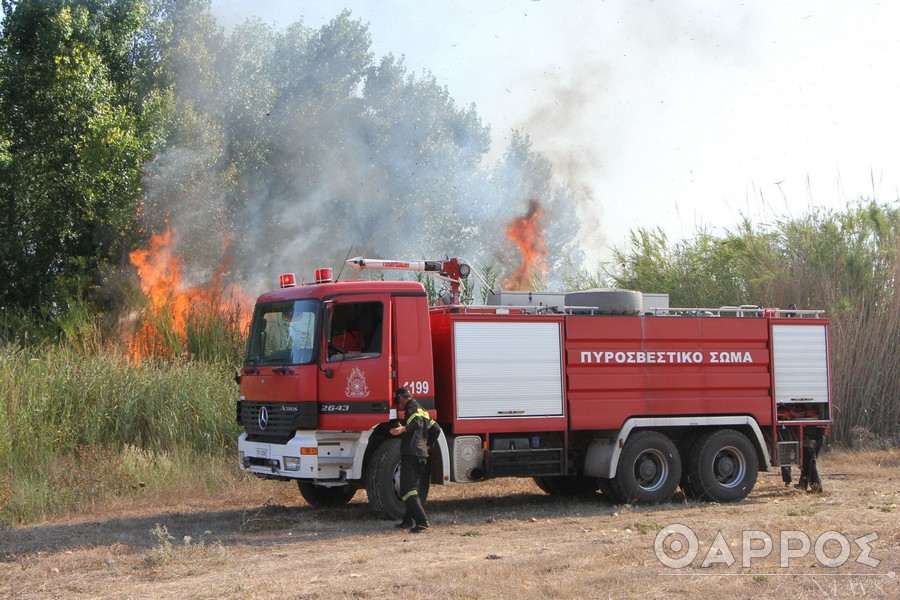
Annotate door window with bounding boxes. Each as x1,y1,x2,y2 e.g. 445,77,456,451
328,301,383,362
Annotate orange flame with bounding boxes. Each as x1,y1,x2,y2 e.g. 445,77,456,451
128,226,251,362
504,198,548,290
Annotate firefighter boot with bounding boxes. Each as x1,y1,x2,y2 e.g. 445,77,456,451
405,495,429,532
395,507,413,529
807,454,823,494
781,466,792,486
795,460,809,490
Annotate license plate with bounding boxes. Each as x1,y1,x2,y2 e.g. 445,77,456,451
256,447,268,458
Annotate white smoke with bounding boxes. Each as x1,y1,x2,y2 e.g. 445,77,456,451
140,12,581,298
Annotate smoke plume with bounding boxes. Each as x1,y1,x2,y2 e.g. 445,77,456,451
139,12,580,297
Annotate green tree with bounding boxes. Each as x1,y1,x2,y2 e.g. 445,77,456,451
143,9,522,286
0,0,167,320
609,227,743,307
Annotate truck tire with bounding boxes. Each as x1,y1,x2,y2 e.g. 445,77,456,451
611,431,681,504
297,481,357,507
365,438,430,519
533,475,600,496
685,429,758,502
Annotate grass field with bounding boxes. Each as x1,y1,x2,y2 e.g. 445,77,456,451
1,449,897,599
0,343,240,526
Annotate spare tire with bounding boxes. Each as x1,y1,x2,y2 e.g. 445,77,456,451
564,289,643,315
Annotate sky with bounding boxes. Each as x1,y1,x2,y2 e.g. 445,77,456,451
210,0,900,262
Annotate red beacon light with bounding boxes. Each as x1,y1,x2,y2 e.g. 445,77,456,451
314,267,333,284
279,273,296,288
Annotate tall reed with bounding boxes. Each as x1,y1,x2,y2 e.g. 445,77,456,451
0,343,241,524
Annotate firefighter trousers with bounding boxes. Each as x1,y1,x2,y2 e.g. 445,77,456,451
400,455,429,526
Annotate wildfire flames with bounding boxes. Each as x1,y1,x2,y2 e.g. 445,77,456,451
125,197,547,358
505,198,548,290
128,226,250,362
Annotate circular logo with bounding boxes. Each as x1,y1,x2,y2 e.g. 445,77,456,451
258,406,269,430
654,523,700,569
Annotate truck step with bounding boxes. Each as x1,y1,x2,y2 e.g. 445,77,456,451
487,448,564,477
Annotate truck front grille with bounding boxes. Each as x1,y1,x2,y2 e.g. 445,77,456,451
239,401,307,444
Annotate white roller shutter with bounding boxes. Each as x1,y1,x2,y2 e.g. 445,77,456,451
454,321,564,418
772,324,830,404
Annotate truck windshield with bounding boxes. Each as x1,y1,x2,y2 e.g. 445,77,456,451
245,299,320,365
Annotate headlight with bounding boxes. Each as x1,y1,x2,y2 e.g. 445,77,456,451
283,456,302,471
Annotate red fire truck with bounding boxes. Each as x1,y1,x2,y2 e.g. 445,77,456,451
236,258,831,518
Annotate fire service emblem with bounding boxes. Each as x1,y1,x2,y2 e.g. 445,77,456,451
345,367,370,398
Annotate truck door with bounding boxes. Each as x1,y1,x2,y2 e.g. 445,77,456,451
392,294,436,412
317,294,392,430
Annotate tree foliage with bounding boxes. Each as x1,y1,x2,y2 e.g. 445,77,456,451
146,9,512,288
1,1,577,326
0,0,169,317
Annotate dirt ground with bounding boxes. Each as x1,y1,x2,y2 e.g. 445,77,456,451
2,450,898,600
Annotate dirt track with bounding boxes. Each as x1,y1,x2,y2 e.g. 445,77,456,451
2,450,898,599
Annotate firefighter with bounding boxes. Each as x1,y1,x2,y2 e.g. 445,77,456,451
796,430,825,493
390,387,440,532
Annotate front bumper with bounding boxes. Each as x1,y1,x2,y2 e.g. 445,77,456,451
237,431,366,481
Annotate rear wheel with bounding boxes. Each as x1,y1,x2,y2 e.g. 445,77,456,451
297,481,356,507
611,431,681,504
365,438,430,519
686,429,758,502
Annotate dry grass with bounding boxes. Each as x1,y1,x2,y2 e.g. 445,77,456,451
1,449,898,599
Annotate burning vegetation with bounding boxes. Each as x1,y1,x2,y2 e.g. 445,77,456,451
504,198,548,290
128,227,250,363
125,194,551,351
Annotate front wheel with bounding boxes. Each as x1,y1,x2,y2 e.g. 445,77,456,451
611,431,681,504
365,438,430,519
297,481,357,507
686,429,758,502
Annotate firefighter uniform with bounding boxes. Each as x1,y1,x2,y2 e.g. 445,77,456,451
394,389,439,532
